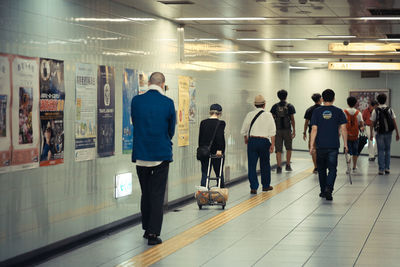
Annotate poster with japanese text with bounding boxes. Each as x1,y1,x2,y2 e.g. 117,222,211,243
122,68,139,154
178,76,190,146
39,58,65,166
189,78,196,123
0,55,11,172
11,56,40,171
75,63,97,161
97,65,115,157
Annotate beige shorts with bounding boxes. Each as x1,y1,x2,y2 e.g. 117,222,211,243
275,129,292,153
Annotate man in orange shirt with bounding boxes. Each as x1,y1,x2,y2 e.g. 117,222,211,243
362,100,378,161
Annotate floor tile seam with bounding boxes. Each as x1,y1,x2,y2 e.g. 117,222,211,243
201,178,320,267
302,171,385,267
353,173,400,266
118,168,314,266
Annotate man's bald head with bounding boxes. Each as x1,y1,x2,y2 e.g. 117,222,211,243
149,72,165,87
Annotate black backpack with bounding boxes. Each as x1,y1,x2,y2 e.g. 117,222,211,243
375,107,395,134
275,103,291,130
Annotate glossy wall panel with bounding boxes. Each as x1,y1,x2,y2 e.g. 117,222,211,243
0,0,289,261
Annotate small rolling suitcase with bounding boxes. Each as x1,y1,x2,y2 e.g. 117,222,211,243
195,155,228,210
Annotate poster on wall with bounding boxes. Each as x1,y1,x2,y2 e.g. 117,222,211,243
97,65,115,157
0,55,11,172
122,68,139,154
349,89,390,112
39,58,65,166
138,71,149,95
189,78,196,123
178,75,190,146
75,63,97,161
11,55,40,170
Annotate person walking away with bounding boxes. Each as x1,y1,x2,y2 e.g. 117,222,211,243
370,93,400,175
362,100,378,161
310,89,348,201
198,104,226,188
241,95,276,194
344,96,364,173
303,93,322,173
131,72,176,245
270,89,296,173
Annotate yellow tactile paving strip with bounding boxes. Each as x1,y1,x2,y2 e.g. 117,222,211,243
117,167,314,267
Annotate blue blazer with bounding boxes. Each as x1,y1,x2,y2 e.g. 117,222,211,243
131,90,176,162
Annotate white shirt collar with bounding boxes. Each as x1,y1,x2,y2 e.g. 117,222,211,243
148,84,165,95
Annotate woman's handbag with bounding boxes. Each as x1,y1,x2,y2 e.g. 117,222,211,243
196,121,221,160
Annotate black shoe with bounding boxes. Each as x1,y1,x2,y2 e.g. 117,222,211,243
148,235,162,245
285,165,293,171
385,170,390,174
325,191,333,201
319,192,325,198
250,189,257,194
143,231,149,239
262,186,273,191
378,170,384,175
313,168,318,174
276,167,282,174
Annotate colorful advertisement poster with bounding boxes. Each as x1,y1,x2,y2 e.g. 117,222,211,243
0,55,11,172
75,63,97,161
189,78,196,123
350,89,390,113
97,65,115,157
39,58,65,166
122,68,139,154
178,76,190,146
11,56,40,170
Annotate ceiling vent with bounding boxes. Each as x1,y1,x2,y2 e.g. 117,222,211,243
158,1,194,4
361,71,380,78
386,34,400,39
234,29,257,32
368,9,400,16
275,45,294,48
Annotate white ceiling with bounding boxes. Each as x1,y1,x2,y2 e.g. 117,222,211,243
113,0,400,67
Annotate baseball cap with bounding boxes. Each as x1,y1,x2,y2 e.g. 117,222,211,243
210,103,222,112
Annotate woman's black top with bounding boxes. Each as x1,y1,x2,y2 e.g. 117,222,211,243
198,118,226,154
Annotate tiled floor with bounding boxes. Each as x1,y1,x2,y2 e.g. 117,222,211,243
38,151,400,266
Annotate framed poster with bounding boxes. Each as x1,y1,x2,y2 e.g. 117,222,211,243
349,89,390,113
122,68,139,154
0,54,11,172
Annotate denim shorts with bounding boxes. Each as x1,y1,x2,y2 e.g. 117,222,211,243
348,139,359,156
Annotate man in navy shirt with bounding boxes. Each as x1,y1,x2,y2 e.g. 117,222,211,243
131,72,176,245
310,89,348,201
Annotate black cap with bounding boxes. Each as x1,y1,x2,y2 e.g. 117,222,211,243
210,103,222,112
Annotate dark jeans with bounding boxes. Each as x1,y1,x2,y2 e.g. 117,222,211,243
247,137,271,190
376,132,392,171
136,161,169,236
316,148,338,193
201,157,224,188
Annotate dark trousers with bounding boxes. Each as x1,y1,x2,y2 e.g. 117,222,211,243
316,148,338,193
247,137,271,190
136,161,169,236
200,157,224,188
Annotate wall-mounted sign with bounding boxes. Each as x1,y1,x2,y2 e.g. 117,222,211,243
115,172,132,198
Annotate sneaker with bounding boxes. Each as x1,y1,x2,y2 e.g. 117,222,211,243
262,186,273,191
352,168,357,174
143,231,149,239
148,235,162,245
285,165,293,171
346,169,350,174
385,169,390,174
378,170,384,175
313,168,318,174
250,189,257,194
276,166,282,174
325,191,333,201
319,192,326,198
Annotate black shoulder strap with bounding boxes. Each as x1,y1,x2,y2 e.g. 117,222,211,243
208,120,221,149
248,110,264,136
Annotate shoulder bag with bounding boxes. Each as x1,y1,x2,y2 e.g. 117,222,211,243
196,120,221,161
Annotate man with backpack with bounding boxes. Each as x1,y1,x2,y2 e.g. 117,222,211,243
344,96,364,173
370,93,400,175
270,89,296,173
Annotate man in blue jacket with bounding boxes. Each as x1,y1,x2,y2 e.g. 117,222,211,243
131,72,176,245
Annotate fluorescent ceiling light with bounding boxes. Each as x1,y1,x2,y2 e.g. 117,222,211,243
317,35,356,38
329,62,400,71
289,66,309,69
184,38,220,42
378,38,400,41
175,17,267,21
238,38,306,41
73,17,156,22
243,61,283,64
87,37,121,41
358,17,400,20
212,51,261,54
298,61,328,64
347,53,376,56
274,51,332,54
